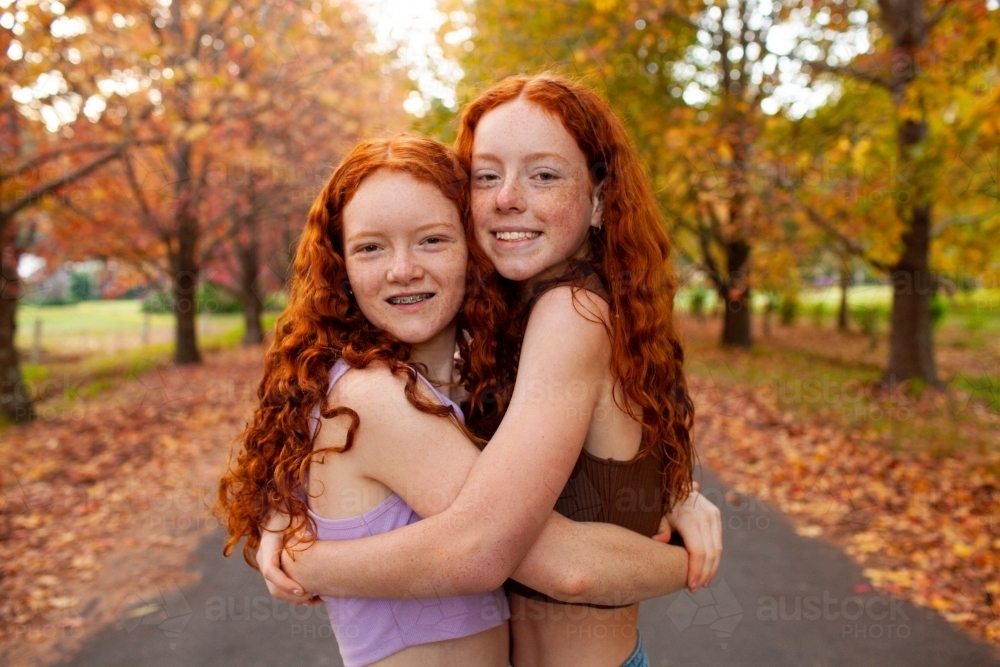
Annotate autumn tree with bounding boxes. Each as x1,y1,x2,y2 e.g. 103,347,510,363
782,0,1000,384
0,4,152,423
46,0,404,363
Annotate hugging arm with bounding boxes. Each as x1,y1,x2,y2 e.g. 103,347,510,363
274,289,712,602
267,363,691,606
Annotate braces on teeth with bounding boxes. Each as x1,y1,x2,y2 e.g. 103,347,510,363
389,294,430,304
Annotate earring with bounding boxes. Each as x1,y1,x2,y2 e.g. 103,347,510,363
344,282,354,297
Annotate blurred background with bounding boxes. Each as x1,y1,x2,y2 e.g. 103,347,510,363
1,1,998,665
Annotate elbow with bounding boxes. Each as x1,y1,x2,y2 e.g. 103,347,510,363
552,565,592,602
447,527,514,595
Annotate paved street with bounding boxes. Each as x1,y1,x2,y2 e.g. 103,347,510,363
61,470,1000,667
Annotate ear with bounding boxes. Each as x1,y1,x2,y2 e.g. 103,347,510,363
589,181,605,229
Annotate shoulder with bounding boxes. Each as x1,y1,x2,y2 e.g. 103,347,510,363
519,286,611,377
527,284,612,336
327,361,433,417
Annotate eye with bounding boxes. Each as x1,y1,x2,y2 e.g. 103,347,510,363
475,172,500,183
425,236,441,245
536,171,558,181
361,244,379,253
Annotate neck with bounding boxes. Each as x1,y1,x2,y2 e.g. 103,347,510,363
519,243,593,303
409,321,458,387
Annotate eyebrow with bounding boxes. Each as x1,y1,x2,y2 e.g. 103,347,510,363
473,151,570,165
344,221,456,245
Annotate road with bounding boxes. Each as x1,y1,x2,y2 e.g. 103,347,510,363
61,469,1000,667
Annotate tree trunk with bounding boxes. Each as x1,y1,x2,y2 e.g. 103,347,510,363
878,0,938,385
238,235,264,346
883,112,937,384
720,240,752,348
763,297,773,338
0,237,34,422
838,258,851,332
886,201,938,385
172,213,201,365
722,290,752,347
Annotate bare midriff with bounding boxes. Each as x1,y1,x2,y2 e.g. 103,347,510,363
509,597,638,667
372,624,509,667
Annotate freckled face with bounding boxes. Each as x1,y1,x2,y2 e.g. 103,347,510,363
470,99,600,285
342,170,467,348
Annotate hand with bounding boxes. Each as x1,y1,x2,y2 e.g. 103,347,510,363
256,511,322,606
652,481,722,593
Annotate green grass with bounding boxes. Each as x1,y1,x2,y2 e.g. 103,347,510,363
677,286,1000,337
15,299,246,357
953,371,1000,412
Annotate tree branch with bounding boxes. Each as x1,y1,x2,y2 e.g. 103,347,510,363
803,59,893,91
1,148,123,220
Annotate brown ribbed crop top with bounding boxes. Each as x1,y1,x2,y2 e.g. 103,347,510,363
503,260,679,609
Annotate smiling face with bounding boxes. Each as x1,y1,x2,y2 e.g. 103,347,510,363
341,169,467,349
470,98,601,286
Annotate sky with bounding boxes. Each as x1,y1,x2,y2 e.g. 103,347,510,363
358,0,465,115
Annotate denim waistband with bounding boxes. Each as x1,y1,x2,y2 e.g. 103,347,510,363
620,632,650,667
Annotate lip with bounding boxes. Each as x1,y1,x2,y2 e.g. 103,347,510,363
491,226,540,234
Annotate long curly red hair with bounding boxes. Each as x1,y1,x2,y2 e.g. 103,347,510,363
218,134,505,567
456,74,696,511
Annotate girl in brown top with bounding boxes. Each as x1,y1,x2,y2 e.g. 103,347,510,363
256,75,722,667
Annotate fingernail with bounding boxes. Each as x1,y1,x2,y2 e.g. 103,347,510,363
293,589,301,596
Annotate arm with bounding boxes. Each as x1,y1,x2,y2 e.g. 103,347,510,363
509,513,690,605
285,288,605,598
279,355,691,604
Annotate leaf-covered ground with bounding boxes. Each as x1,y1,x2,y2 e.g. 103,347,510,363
0,346,263,667
682,316,1000,645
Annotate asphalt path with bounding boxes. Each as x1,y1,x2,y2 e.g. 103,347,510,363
61,469,1000,667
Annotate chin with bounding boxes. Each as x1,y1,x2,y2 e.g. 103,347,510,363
392,330,433,345
491,258,547,283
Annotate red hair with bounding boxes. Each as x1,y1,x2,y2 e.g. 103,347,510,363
457,74,696,511
218,134,504,567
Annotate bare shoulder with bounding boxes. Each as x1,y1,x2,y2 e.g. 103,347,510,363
530,284,612,329
518,286,611,384
327,361,435,418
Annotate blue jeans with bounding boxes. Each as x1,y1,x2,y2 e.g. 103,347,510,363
620,634,650,667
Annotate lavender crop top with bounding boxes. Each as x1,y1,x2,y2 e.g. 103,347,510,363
306,359,510,667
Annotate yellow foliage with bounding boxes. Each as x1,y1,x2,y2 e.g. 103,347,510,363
183,123,210,142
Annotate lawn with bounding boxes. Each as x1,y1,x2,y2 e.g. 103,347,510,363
15,300,245,359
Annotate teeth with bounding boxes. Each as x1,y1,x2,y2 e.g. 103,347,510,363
495,231,540,241
388,294,432,305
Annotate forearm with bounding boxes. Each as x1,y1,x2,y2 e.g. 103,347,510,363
286,501,512,599
509,515,688,605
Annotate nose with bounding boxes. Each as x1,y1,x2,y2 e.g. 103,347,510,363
495,175,525,213
386,248,423,285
